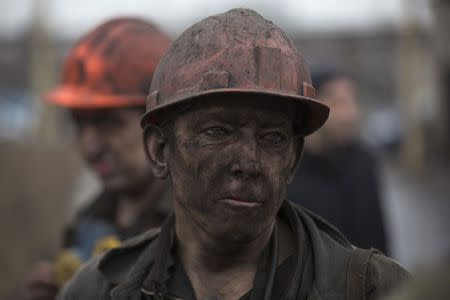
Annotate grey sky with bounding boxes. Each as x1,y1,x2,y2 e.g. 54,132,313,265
1,0,431,38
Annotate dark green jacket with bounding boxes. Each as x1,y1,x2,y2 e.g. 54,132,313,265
58,201,409,300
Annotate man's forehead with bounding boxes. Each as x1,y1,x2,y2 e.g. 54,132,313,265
179,101,295,127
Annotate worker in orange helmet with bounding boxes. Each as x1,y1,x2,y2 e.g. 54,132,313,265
24,17,171,300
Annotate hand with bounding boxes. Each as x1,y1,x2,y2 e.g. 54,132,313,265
24,261,58,300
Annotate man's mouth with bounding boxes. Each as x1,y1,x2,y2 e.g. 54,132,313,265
219,197,262,208
91,161,113,177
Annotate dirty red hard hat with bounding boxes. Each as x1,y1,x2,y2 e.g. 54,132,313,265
141,8,329,136
45,17,171,109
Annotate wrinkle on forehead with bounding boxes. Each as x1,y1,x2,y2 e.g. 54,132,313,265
175,97,296,130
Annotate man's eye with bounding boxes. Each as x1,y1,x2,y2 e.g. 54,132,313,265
261,132,285,144
203,126,230,137
97,117,123,131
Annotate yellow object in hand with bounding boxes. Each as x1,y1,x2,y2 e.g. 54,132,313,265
54,250,82,287
92,235,121,256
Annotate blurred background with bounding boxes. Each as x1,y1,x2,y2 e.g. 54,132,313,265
0,0,449,298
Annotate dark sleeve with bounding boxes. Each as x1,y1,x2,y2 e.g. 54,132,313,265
61,198,99,249
57,256,109,300
366,254,411,300
353,148,389,253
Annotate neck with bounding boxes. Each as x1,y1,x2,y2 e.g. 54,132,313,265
123,177,166,204
174,202,274,300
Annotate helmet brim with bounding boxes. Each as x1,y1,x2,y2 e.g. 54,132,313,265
44,86,146,109
141,88,329,136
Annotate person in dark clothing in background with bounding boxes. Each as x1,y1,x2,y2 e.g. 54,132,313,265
287,69,389,253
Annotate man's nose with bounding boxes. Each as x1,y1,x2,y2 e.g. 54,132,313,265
230,136,261,179
78,124,103,157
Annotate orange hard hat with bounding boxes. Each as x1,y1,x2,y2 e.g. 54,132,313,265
141,9,329,136
45,17,171,109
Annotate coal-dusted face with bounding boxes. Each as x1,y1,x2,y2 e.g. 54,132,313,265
71,107,152,192
165,96,302,243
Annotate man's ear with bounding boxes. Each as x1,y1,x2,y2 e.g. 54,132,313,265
143,124,169,179
287,137,304,184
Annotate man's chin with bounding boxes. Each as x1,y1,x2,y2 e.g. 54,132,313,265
102,178,129,193
207,221,269,245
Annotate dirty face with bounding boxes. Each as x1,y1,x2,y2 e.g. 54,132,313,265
318,77,360,146
71,107,152,192
162,96,301,243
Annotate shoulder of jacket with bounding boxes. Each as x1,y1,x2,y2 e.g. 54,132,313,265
96,227,161,284
366,253,411,299
119,227,161,249
57,256,106,299
57,228,162,299
291,202,353,248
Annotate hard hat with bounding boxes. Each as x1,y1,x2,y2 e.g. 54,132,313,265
45,17,171,109
141,8,329,136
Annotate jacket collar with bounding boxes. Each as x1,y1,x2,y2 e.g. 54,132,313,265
97,227,162,300
98,202,352,300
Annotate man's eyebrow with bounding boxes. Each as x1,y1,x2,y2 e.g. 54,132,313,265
193,110,237,123
258,118,292,127
191,107,293,127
